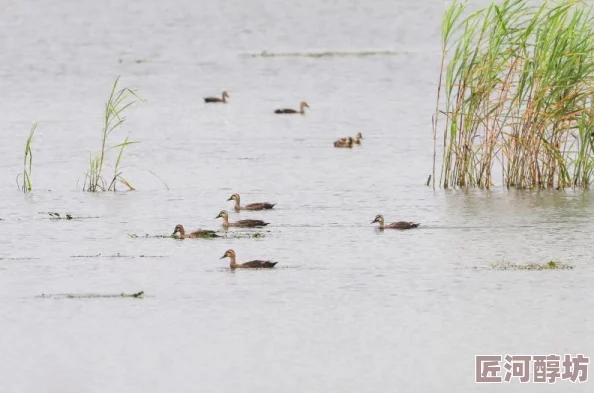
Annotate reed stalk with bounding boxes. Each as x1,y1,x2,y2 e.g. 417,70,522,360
84,76,144,192
434,0,594,189
19,122,38,193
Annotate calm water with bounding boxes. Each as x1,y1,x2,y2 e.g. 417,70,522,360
1,0,593,392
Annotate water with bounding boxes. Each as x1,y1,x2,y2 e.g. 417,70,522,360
1,0,593,391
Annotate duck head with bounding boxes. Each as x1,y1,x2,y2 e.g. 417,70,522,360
220,249,236,259
300,101,310,109
215,210,229,219
222,91,229,99
172,224,184,235
371,215,384,225
355,132,363,140
227,193,240,202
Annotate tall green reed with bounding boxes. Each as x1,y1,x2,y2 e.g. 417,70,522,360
434,0,594,189
19,121,38,193
84,76,145,192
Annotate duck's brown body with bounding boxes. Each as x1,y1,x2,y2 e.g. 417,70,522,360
215,210,269,228
371,215,420,230
275,101,309,115
220,249,278,269
334,137,354,148
204,91,229,103
172,224,219,238
335,133,363,147
228,193,276,212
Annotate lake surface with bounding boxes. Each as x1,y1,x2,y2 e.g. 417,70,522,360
1,0,593,392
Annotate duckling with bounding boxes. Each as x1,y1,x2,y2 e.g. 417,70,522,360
204,91,229,103
274,101,309,114
227,193,276,212
215,210,269,228
219,249,278,269
333,137,354,148
371,215,420,230
172,224,219,238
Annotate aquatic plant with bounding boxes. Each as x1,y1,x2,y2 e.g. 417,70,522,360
433,0,594,189
84,76,145,192
18,122,38,193
245,50,405,58
38,291,144,299
488,260,573,270
127,232,265,239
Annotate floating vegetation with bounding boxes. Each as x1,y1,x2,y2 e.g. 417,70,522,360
244,50,406,58
49,212,72,220
433,0,594,190
487,260,574,271
38,290,145,299
70,253,165,259
83,76,145,192
17,121,38,193
128,231,266,239
43,212,98,220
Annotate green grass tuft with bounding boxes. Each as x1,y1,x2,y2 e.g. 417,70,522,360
84,76,145,192
18,122,38,193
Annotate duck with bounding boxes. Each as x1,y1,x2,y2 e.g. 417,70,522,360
335,132,363,146
274,101,309,114
204,91,229,103
371,215,420,230
172,224,220,238
333,137,354,148
227,193,276,212
215,210,269,228
219,249,278,269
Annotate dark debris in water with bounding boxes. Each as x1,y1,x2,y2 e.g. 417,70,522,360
38,290,145,299
70,253,166,259
0,257,40,261
483,260,574,271
44,212,98,220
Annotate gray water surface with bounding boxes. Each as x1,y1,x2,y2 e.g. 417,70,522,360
1,0,593,392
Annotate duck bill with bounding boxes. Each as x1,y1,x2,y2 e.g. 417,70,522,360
226,197,233,201
219,255,226,260
371,219,378,224
215,214,221,219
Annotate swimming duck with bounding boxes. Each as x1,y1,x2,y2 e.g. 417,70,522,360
172,224,220,238
219,249,278,269
204,91,229,103
371,215,420,230
274,101,309,114
334,137,354,148
227,193,276,212
215,210,269,228
335,132,363,146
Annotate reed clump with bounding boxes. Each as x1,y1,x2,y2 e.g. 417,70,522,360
84,76,145,192
433,0,594,190
18,122,38,193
